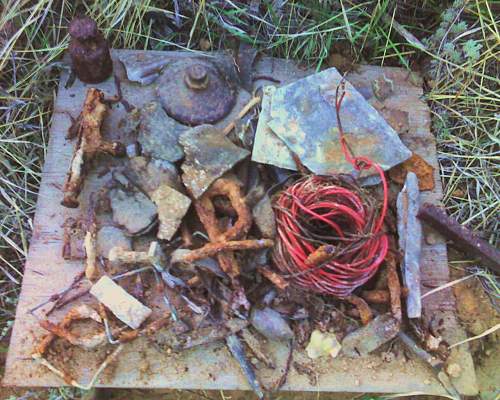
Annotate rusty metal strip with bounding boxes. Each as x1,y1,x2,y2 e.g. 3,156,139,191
418,203,500,273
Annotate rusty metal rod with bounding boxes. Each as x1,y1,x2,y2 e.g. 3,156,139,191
418,203,500,273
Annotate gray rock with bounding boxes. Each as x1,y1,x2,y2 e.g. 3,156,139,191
118,53,170,85
126,156,181,193
250,307,293,341
252,194,276,238
342,314,400,358
96,226,132,258
124,156,190,241
138,101,185,163
109,187,157,235
151,185,191,241
180,125,250,198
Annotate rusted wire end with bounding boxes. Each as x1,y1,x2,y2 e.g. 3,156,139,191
173,239,274,264
257,266,289,290
386,251,402,322
361,288,409,304
69,16,113,84
304,245,336,266
345,295,373,325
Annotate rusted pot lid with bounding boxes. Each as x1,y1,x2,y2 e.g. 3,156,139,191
157,58,236,126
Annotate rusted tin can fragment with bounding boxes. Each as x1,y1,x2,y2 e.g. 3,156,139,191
253,68,411,175
418,203,500,273
69,16,112,83
397,172,422,318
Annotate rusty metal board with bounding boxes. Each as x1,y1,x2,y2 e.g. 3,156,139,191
3,50,477,396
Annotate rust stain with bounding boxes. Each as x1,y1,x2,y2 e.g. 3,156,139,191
389,153,435,191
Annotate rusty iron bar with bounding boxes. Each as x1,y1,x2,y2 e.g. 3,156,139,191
418,203,500,274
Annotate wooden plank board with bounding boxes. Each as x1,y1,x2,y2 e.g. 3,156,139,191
3,50,477,395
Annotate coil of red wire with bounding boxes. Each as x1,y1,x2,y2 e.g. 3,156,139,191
272,81,389,297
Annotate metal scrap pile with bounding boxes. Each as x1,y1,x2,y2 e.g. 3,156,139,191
30,18,500,397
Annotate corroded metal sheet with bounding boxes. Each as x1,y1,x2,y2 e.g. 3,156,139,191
265,67,411,175
397,172,422,318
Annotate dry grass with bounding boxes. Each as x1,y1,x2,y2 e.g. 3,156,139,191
0,0,498,398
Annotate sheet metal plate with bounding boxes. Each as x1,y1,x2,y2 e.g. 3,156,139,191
3,50,476,395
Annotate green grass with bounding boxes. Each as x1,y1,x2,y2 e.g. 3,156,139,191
0,0,499,398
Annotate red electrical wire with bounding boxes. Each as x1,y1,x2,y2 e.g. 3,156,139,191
272,81,389,297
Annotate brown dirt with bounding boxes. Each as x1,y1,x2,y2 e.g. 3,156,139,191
449,249,500,399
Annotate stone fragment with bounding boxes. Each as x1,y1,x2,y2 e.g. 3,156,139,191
126,156,181,193
90,276,152,329
96,226,132,258
124,156,190,241
109,187,157,235
341,314,400,358
397,172,422,318
180,125,250,198
252,194,276,238
306,330,342,359
151,185,191,241
138,101,185,163
250,307,293,341
118,52,170,85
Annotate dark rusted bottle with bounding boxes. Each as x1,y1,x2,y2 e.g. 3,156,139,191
68,16,113,83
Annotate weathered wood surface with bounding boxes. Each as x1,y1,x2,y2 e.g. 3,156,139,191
3,50,477,395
